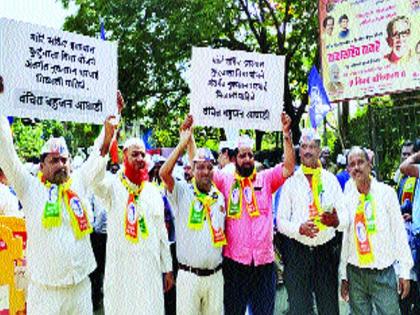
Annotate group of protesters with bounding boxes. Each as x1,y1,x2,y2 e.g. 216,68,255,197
0,91,420,315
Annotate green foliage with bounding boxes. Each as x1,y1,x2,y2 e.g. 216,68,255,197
60,0,319,148
345,95,420,181
11,118,101,160
11,120,44,160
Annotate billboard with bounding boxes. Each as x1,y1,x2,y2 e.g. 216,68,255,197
319,0,420,102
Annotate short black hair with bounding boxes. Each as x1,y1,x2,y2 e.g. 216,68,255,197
339,14,349,23
221,148,235,159
40,153,49,163
414,138,420,153
403,140,413,147
323,16,334,28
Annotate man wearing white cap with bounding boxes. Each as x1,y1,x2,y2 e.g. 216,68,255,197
88,136,174,314
277,128,347,315
160,125,226,315
0,114,116,314
183,112,294,315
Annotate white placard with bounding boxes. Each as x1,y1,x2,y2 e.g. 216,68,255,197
190,47,285,132
0,18,118,124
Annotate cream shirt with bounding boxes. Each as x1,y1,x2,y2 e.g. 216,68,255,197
340,178,413,280
168,180,225,269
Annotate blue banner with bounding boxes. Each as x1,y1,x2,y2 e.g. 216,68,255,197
308,66,331,129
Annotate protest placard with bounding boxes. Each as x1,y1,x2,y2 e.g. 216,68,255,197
190,47,285,132
0,18,118,124
319,0,420,102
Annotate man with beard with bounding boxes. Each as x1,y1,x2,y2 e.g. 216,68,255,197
89,137,174,314
0,114,116,314
277,129,346,315
340,147,413,315
183,112,294,315
160,126,226,315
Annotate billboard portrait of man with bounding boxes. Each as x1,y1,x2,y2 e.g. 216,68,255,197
384,16,412,64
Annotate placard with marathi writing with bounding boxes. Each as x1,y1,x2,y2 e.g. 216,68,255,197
319,0,420,102
0,18,118,124
190,47,285,132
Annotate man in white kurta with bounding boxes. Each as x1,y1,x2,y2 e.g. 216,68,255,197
160,126,226,315
90,138,173,314
340,147,413,315
0,115,113,314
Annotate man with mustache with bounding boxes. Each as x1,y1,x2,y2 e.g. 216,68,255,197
277,129,346,315
0,113,116,314
159,125,226,315
184,112,294,315
89,136,174,314
340,147,413,315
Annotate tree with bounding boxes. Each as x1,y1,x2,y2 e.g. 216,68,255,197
61,0,319,148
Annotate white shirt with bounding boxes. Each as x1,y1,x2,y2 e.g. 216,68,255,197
339,178,414,280
0,183,22,217
221,162,236,175
0,116,107,286
277,167,347,246
168,180,225,269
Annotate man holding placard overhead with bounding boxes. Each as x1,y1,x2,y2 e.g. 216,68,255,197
185,112,294,315
0,111,117,314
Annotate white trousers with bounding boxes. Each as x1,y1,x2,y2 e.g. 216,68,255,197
176,269,223,315
27,277,92,315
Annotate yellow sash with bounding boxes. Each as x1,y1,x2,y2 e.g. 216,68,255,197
120,172,148,244
188,179,227,247
227,168,259,219
38,172,92,240
301,164,326,231
354,193,375,265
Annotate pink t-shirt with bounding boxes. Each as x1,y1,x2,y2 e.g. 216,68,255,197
213,164,286,266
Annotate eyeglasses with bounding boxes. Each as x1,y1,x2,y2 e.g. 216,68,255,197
392,29,410,39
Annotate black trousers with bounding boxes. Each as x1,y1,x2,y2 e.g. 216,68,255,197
282,237,340,315
399,280,420,315
89,232,107,310
164,243,177,315
223,258,276,315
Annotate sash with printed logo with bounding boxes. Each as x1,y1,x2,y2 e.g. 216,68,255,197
399,176,417,204
38,172,92,239
188,179,227,247
301,164,326,231
354,193,375,265
227,168,259,219
120,172,149,244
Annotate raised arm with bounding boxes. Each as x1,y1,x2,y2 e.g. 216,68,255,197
0,116,32,197
74,116,116,188
159,125,192,193
400,151,420,178
281,112,295,178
